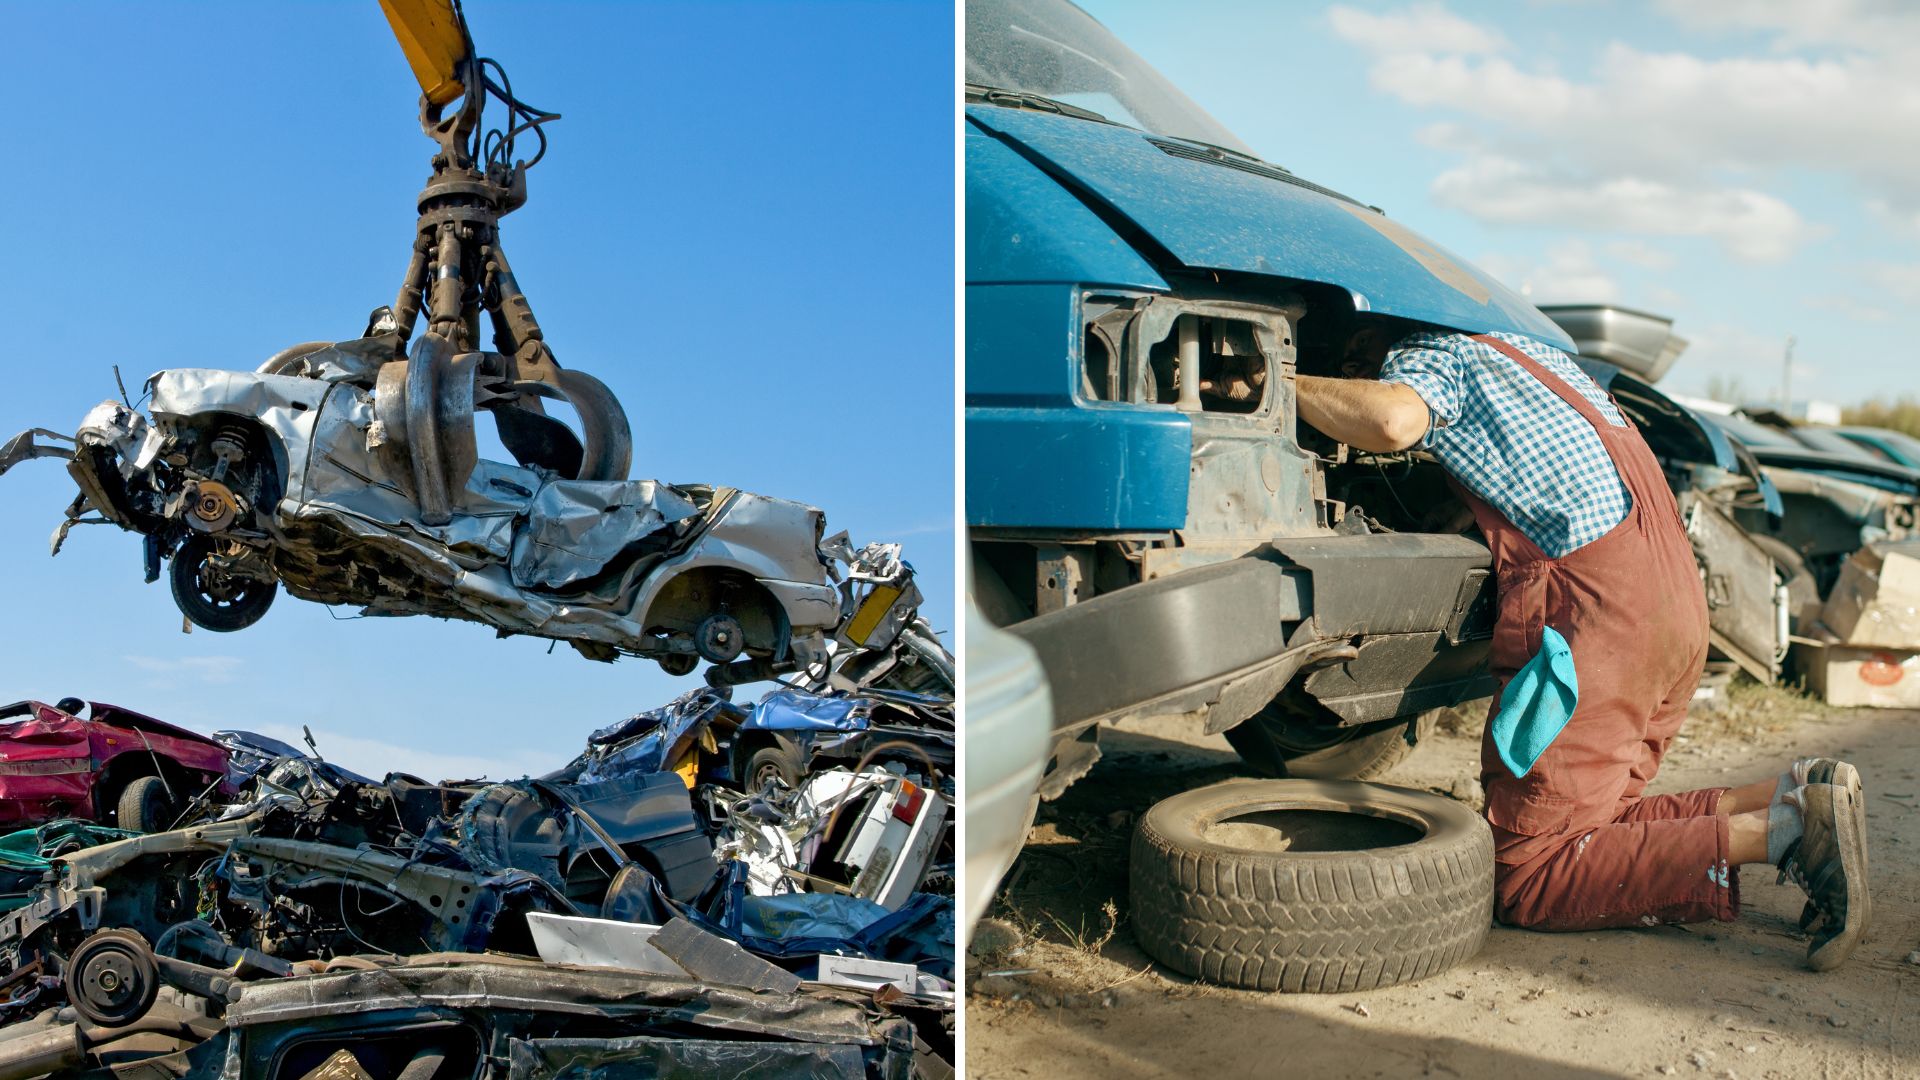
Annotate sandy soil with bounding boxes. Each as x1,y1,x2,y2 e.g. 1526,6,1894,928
965,689,1920,1079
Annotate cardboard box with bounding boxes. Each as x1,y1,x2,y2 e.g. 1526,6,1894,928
1798,643,1920,709
1820,540,1920,648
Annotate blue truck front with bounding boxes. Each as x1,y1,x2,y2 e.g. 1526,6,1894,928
963,0,1595,792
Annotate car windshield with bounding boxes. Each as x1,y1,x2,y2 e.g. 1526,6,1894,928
1846,428,1920,465
966,0,1255,156
1705,413,1802,451
1790,425,1880,461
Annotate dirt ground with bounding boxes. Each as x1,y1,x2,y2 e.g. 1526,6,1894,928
965,685,1920,1079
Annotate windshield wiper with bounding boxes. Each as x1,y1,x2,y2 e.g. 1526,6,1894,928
964,84,1113,125
1162,134,1266,166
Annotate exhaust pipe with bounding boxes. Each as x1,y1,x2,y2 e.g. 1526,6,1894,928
0,1025,83,1080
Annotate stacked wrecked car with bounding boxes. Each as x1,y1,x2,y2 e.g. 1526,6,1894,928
0,408,955,1073
2,348,849,682
0,635,954,1077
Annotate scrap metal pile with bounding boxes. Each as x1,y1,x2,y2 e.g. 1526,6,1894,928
0,2,956,1073
0,633,954,1077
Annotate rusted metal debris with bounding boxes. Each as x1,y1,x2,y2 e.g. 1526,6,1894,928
0,584,954,1077
0,666,955,1076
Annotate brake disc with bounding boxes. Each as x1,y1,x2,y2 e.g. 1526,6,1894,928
66,929,159,1028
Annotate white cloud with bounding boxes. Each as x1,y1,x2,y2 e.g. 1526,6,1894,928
1862,199,1920,240
1666,323,1812,401
251,722,569,785
1605,240,1677,272
1325,3,1920,260
1645,285,1688,312
1863,262,1920,304
1326,3,1507,56
1431,157,1815,263
1650,0,1920,56
1475,240,1619,304
122,655,244,686
1368,53,1580,125
1803,295,1890,322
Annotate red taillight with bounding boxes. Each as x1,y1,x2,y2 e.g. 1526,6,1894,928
891,781,925,823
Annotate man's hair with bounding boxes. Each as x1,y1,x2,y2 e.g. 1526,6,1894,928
1303,308,1437,352
1351,312,1440,345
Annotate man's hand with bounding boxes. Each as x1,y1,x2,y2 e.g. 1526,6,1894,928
1295,375,1430,452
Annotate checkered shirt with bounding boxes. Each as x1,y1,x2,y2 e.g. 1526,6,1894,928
1379,330,1631,558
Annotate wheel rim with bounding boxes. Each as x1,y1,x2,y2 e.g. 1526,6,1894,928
67,931,158,1027
171,536,275,630
190,554,268,613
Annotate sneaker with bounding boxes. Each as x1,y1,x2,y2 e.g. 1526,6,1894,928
1777,781,1870,971
1787,759,1868,933
1792,756,1862,794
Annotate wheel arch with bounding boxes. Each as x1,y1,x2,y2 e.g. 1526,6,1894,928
92,749,202,823
166,410,292,511
641,566,792,658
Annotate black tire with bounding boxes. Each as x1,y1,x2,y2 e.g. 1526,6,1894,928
1225,706,1437,780
743,744,804,790
169,536,276,632
1131,778,1493,992
116,775,175,834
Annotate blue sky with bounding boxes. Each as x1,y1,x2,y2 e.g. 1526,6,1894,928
0,1,953,780
1080,0,1920,407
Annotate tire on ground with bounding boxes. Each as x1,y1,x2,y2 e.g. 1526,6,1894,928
1224,707,1437,781
116,775,175,834
1131,778,1493,993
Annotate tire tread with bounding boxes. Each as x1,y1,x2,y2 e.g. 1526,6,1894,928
1130,781,1494,993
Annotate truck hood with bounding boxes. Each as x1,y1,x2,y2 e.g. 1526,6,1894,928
968,105,1574,350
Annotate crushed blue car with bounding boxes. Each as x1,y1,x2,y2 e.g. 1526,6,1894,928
564,685,955,793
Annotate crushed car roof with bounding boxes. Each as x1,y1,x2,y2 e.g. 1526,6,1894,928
0,700,221,747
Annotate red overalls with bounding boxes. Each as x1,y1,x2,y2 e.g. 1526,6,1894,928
1456,335,1726,930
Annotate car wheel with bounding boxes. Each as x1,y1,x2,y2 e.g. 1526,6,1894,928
1131,778,1493,992
169,536,276,632
657,653,699,677
1224,705,1437,780
116,776,175,834
743,744,804,790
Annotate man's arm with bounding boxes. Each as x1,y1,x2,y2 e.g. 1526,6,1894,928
1294,375,1430,452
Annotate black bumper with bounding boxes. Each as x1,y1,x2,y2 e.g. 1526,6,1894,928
1008,533,1496,735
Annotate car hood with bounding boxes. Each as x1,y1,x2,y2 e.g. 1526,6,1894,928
1739,446,1920,496
967,106,1574,350
1579,362,1785,521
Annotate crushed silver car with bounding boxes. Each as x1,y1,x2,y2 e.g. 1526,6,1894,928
0,342,862,679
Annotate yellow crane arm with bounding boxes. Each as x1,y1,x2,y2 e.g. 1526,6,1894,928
379,0,471,106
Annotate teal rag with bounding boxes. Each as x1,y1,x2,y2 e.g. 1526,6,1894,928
1490,625,1579,778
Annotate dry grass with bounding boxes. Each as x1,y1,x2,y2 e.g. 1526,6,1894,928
1844,397,1920,440
1434,701,1488,738
1045,899,1120,954
1687,673,1829,744
1435,676,1829,749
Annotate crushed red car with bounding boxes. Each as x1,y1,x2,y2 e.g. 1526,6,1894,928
0,699,230,832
